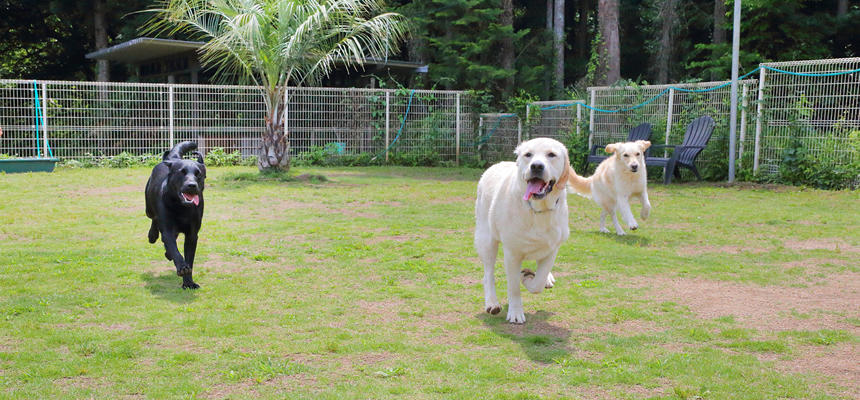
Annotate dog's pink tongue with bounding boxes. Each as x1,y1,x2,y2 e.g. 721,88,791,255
523,181,544,201
184,193,200,206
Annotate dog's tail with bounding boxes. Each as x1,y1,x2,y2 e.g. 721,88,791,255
163,141,198,161
566,165,592,198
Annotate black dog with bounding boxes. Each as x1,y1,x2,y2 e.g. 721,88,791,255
145,141,206,289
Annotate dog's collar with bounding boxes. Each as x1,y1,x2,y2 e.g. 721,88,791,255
526,198,560,213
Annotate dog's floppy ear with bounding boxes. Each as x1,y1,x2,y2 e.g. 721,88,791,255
192,151,205,165
552,150,571,194
636,140,652,150
513,143,523,157
605,143,620,154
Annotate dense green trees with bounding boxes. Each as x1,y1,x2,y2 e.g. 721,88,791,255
1,0,857,105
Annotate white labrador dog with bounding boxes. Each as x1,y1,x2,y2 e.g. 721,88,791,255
569,140,652,235
474,137,580,324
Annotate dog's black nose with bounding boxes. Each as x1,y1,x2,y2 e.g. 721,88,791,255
530,162,544,173
631,165,638,172
186,182,198,190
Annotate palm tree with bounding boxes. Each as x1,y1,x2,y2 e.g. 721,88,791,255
143,0,409,171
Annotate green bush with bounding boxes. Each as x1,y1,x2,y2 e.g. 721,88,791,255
204,147,245,167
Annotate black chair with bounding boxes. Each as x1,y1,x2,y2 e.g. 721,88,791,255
646,115,715,184
582,122,652,173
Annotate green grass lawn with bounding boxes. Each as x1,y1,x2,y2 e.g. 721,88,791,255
0,166,857,399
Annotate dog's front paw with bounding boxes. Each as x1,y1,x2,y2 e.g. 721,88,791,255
628,223,638,231
599,227,611,233
520,268,536,285
485,302,501,315
641,206,650,220
182,281,200,290
506,307,526,324
545,272,556,289
176,264,192,276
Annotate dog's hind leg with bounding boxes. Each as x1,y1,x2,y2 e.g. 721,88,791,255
611,209,625,235
148,219,160,244
599,210,610,233
640,191,651,220
476,233,501,315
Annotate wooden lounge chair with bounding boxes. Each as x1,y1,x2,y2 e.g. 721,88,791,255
582,122,652,173
645,115,715,184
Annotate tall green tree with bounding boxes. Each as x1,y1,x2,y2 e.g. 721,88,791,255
143,0,408,172
399,0,531,102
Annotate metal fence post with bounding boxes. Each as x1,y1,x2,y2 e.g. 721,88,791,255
517,116,522,144
41,82,49,157
664,88,674,157
738,84,749,165
168,86,175,145
385,91,390,162
753,66,766,173
284,83,290,140
455,93,461,165
576,102,582,140
588,90,596,150
525,105,530,142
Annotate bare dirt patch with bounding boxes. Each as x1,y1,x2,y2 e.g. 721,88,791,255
64,184,139,197
631,274,860,332
676,245,768,257
777,342,859,398
570,319,662,336
364,234,425,245
575,381,671,400
55,375,105,391
784,238,859,253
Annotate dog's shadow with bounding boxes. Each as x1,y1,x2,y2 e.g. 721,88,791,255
588,231,651,246
478,310,571,364
141,272,199,303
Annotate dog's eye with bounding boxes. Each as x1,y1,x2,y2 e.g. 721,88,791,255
547,152,556,158
623,154,629,157
635,152,640,156
524,152,533,158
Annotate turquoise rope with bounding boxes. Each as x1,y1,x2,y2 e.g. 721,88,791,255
475,114,517,147
762,65,860,77
32,81,43,158
373,89,415,160
31,80,54,158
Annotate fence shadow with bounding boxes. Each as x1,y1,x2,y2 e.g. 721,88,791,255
478,310,571,364
141,272,199,303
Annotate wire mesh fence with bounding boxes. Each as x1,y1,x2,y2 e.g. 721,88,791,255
754,58,860,175
583,80,759,179
521,58,859,182
477,113,520,163
0,80,474,165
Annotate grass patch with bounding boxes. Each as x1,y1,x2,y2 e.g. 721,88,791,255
0,166,857,398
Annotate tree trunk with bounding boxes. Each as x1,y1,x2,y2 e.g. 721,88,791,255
655,0,678,84
545,0,553,97
598,0,620,85
258,101,290,171
711,0,726,80
93,0,109,82
500,0,515,93
575,0,590,59
553,0,565,98
837,0,848,17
